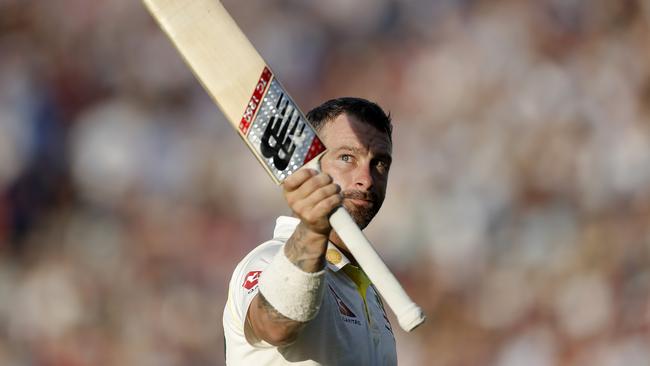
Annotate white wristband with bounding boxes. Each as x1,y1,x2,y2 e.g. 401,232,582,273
258,245,325,322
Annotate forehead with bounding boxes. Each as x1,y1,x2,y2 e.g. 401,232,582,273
318,113,392,155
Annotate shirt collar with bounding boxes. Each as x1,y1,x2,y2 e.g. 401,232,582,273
273,216,301,240
273,216,351,272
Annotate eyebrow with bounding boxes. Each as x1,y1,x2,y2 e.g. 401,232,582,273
333,145,392,164
334,145,364,155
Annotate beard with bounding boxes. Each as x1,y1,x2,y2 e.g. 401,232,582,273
341,189,384,229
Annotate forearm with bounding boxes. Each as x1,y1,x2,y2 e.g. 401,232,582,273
247,292,304,346
284,222,328,272
247,223,328,346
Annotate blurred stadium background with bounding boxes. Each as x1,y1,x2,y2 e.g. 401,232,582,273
1,0,650,365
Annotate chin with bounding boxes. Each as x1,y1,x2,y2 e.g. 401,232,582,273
343,202,377,229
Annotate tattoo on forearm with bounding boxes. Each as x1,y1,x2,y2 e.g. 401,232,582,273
285,226,307,266
284,224,326,272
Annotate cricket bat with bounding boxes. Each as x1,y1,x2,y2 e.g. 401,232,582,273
143,0,425,332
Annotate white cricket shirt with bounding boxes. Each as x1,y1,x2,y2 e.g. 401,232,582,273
223,216,397,365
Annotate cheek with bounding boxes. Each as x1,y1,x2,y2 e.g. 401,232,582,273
376,184,387,202
373,173,389,193
320,159,348,186
329,170,352,189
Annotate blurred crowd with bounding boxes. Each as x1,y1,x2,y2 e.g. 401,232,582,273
1,0,650,365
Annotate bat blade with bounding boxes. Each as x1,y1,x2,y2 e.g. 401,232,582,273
143,0,425,331
143,0,324,183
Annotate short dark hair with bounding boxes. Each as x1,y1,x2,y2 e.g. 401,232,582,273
305,97,392,141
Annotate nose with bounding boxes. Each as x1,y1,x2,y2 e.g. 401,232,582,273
354,163,373,190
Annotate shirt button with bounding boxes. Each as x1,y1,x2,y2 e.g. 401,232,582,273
326,249,343,265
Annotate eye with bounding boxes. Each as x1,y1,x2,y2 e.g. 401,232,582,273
375,160,391,174
339,154,353,163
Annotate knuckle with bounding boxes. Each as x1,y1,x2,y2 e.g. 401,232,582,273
321,188,335,201
329,183,340,195
330,194,342,206
305,177,318,190
308,180,326,196
291,201,303,214
303,212,317,225
285,193,300,208
287,170,313,190
321,173,333,184
315,186,329,200
303,176,319,191
315,184,337,202
283,178,298,191
313,173,329,185
325,184,340,197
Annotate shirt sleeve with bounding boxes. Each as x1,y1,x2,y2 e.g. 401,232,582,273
225,241,283,335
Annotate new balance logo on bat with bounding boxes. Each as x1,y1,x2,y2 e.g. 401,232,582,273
260,93,307,171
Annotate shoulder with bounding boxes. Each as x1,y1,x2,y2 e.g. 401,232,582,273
228,239,286,293
234,240,284,274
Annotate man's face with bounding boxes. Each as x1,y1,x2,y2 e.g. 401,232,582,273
319,113,392,229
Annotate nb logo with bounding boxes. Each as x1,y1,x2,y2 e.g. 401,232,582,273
260,94,306,171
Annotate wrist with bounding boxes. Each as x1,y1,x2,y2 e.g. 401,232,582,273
258,244,326,322
296,221,329,244
284,222,329,273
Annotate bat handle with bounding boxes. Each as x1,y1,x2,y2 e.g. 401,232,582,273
329,208,425,332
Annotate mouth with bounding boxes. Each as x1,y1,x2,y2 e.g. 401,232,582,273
346,198,374,207
342,190,377,208
341,191,381,228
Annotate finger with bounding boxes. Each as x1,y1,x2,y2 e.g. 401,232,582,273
291,182,340,216
299,192,342,230
303,183,341,208
311,193,343,217
291,173,333,199
283,169,318,192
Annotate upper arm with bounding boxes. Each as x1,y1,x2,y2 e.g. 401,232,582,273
225,244,278,340
226,242,306,347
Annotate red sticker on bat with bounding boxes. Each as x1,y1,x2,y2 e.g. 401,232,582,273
303,136,326,164
242,270,262,290
240,67,273,135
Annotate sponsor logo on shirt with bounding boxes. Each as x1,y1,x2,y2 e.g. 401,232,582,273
242,271,262,291
328,285,361,326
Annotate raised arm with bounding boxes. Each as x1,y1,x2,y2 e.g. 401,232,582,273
246,169,341,346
